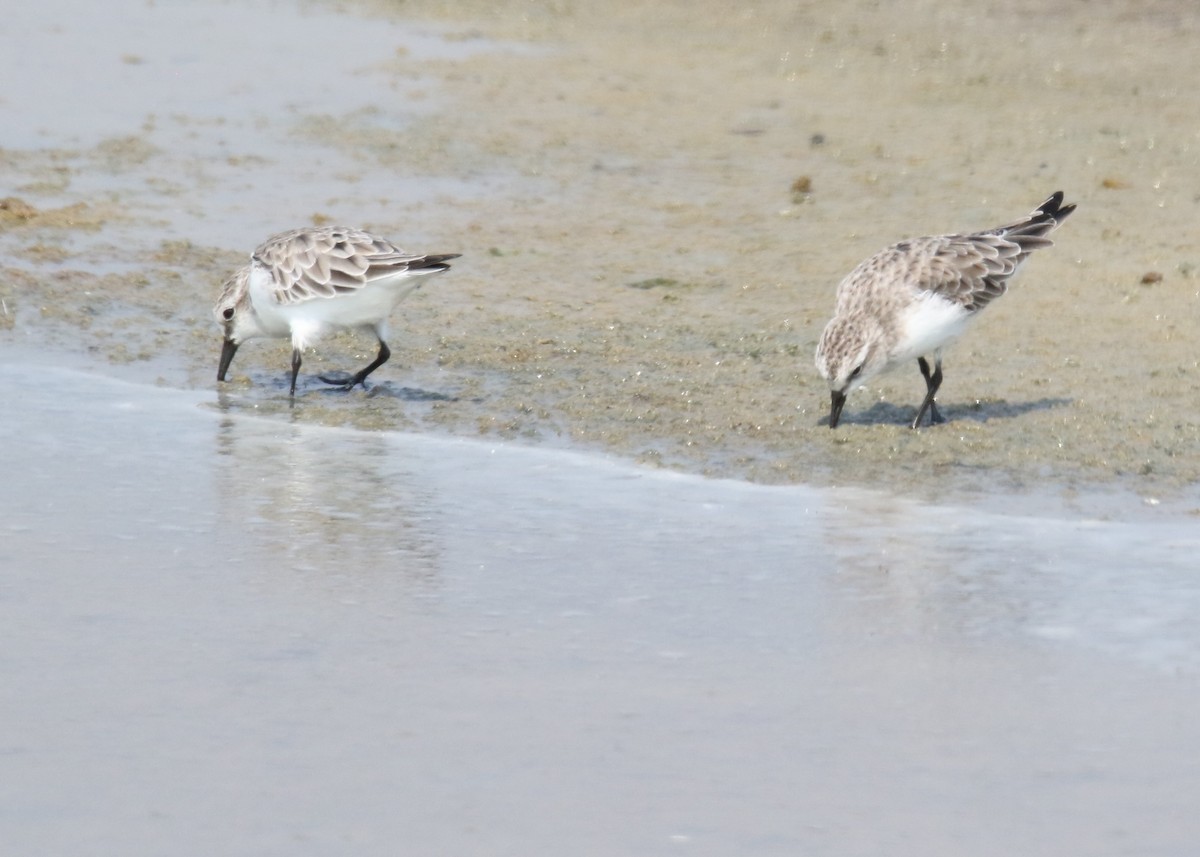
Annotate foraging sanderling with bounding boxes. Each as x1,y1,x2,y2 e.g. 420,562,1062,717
815,191,1075,429
214,226,460,396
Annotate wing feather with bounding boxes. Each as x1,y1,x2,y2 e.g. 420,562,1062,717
836,192,1074,314
250,226,459,306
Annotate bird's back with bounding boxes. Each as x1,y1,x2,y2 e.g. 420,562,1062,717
833,191,1075,317
253,226,457,307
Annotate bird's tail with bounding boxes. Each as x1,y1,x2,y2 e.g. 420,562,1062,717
1029,190,1076,229
996,191,1076,246
409,253,462,272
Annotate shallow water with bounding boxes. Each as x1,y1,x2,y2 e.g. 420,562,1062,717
3,0,1200,853
3,365,1200,856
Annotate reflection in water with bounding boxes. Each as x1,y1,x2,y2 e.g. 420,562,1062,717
821,490,1030,637
212,394,441,593
820,488,1200,672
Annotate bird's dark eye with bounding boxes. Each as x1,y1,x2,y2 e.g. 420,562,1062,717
849,364,863,379
222,307,235,320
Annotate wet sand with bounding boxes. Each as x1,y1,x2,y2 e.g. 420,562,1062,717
1,0,1197,507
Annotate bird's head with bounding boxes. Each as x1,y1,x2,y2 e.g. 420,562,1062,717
814,315,887,428
214,267,257,381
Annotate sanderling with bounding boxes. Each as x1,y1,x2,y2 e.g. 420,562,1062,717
214,226,460,396
814,191,1075,429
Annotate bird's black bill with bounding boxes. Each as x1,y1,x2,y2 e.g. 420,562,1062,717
217,338,239,381
828,390,847,429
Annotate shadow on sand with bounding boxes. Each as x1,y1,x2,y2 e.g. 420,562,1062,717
821,397,1072,429
313,380,460,402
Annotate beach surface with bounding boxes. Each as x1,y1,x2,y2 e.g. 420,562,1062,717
2,1,1200,853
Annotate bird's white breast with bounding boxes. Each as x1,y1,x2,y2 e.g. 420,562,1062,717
893,292,972,362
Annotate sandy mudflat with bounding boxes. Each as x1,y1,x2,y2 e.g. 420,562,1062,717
1,0,1198,508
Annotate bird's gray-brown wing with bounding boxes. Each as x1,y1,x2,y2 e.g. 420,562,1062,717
838,191,1075,314
911,232,1040,311
920,191,1074,310
253,226,459,306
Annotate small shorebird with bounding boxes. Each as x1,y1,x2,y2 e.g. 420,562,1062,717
814,191,1075,429
214,226,460,396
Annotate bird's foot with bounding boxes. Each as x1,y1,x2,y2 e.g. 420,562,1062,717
317,372,367,391
910,402,946,430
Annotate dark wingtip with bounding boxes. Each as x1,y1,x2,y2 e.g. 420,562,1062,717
414,253,462,271
1037,190,1076,223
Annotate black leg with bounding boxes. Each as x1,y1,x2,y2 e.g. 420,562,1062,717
913,356,945,429
318,340,391,391
289,347,303,397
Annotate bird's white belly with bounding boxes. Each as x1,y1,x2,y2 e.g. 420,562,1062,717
249,266,425,347
893,293,972,362
286,282,418,328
